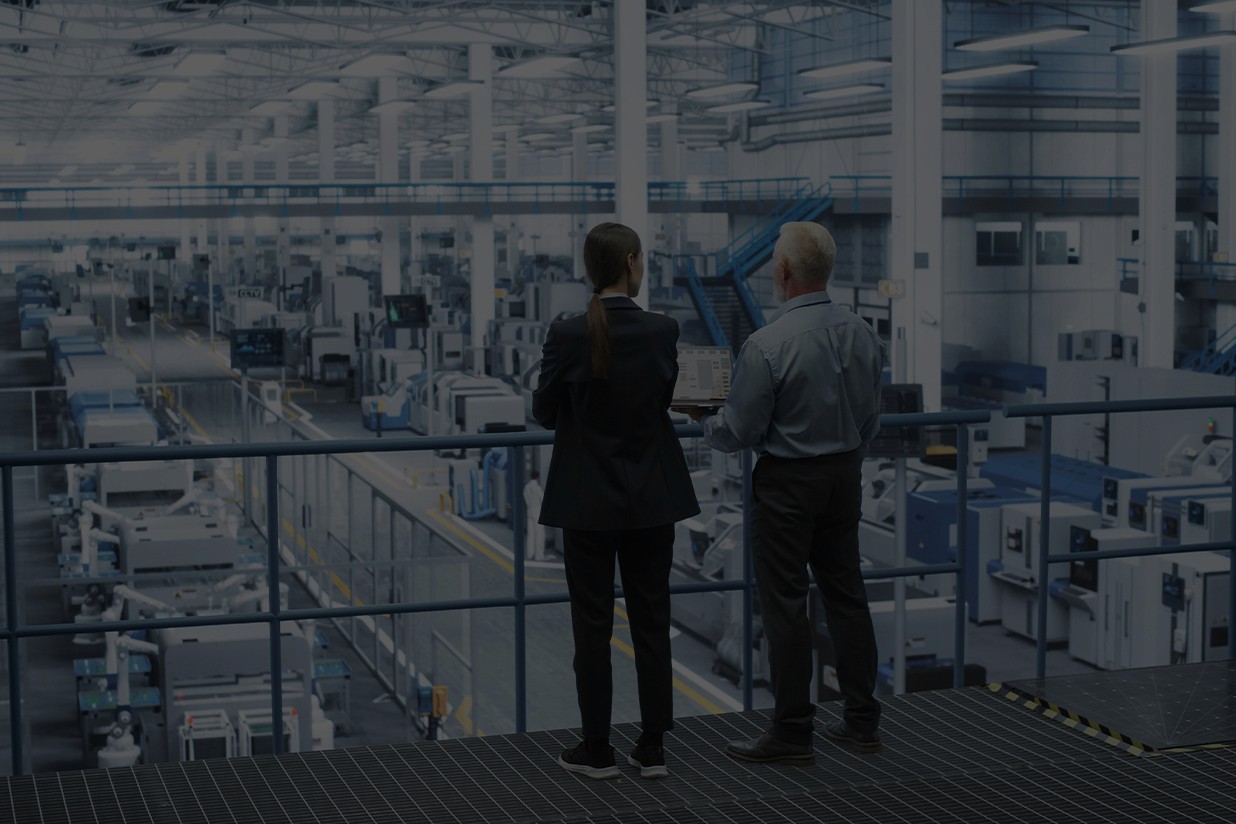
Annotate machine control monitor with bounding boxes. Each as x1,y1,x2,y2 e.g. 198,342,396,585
866,383,924,459
1068,526,1098,593
230,328,284,369
672,347,732,407
1188,501,1207,525
1161,573,1186,612
384,294,429,328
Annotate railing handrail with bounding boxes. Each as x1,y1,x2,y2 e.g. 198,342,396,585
4,391,1235,776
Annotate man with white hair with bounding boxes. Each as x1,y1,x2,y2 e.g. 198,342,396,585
680,221,887,762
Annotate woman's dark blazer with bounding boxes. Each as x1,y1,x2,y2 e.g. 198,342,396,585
532,296,701,531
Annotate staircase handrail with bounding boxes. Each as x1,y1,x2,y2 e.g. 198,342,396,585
678,255,729,349
715,180,817,271
718,181,834,279
1187,320,1236,372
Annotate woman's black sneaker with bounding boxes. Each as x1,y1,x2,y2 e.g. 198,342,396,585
822,720,882,752
626,744,668,778
558,742,619,779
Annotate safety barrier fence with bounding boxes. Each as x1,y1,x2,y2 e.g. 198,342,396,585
831,174,1219,212
0,178,812,219
2,395,1235,776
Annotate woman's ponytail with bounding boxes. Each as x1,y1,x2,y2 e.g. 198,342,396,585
582,222,641,379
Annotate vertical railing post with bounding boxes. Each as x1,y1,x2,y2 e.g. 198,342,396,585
1230,401,1236,661
3,465,23,776
1035,415,1053,679
511,445,527,733
265,454,284,754
954,424,969,689
741,448,754,711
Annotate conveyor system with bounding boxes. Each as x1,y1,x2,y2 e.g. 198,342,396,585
981,453,1145,512
60,354,138,397
19,306,57,349
95,460,192,511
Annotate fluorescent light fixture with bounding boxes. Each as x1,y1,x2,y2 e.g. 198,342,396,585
128,101,164,115
521,132,555,142
536,112,584,125
803,83,885,101
1192,1,1236,11
696,145,726,153
646,113,680,124
1111,31,1236,55
339,54,413,77
287,81,342,100
942,62,1038,81
496,55,578,78
406,139,432,149
369,100,417,115
601,99,657,113
261,136,291,146
251,101,294,116
428,141,449,149
423,80,483,99
441,131,469,141
706,99,770,114
59,165,77,176
112,164,134,176
493,124,521,133
146,81,190,100
798,57,891,80
173,52,228,77
955,25,1090,52
571,123,609,134
686,81,759,99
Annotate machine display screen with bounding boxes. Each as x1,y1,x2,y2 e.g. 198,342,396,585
866,383,924,459
1188,501,1207,525
1161,574,1186,611
1068,526,1098,592
230,328,284,369
384,294,429,328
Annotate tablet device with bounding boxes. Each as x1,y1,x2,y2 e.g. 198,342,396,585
672,346,732,407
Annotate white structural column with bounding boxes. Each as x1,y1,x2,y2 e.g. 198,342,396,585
319,100,338,283
215,144,230,285
408,148,423,290
469,43,496,357
572,128,589,275
891,0,943,411
274,116,291,310
660,108,682,288
1219,11,1236,270
241,128,257,284
377,77,401,299
195,145,209,268
613,0,649,308
505,137,520,275
1138,1,1177,368
178,151,192,270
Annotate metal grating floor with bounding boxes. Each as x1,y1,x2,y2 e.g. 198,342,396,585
1006,661,1236,750
4,686,1236,823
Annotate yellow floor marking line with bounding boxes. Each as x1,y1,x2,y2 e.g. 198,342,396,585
424,509,514,574
609,634,725,715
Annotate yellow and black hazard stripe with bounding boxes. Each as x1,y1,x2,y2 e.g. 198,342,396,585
982,682,1236,758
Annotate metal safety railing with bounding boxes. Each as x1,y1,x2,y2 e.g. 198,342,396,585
3,395,1236,776
0,178,814,219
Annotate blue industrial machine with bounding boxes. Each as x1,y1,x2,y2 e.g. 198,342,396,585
907,485,1081,624
1160,491,1231,546
1125,481,1229,532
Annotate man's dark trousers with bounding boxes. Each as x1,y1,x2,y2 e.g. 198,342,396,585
751,450,881,743
562,524,676,739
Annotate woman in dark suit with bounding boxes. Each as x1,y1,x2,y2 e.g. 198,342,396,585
533,222,700,780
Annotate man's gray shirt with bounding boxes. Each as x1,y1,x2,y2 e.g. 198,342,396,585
698,291,887,458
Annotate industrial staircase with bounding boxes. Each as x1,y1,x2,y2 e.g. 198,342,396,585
1180,320,1236,376
675,181,833,352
